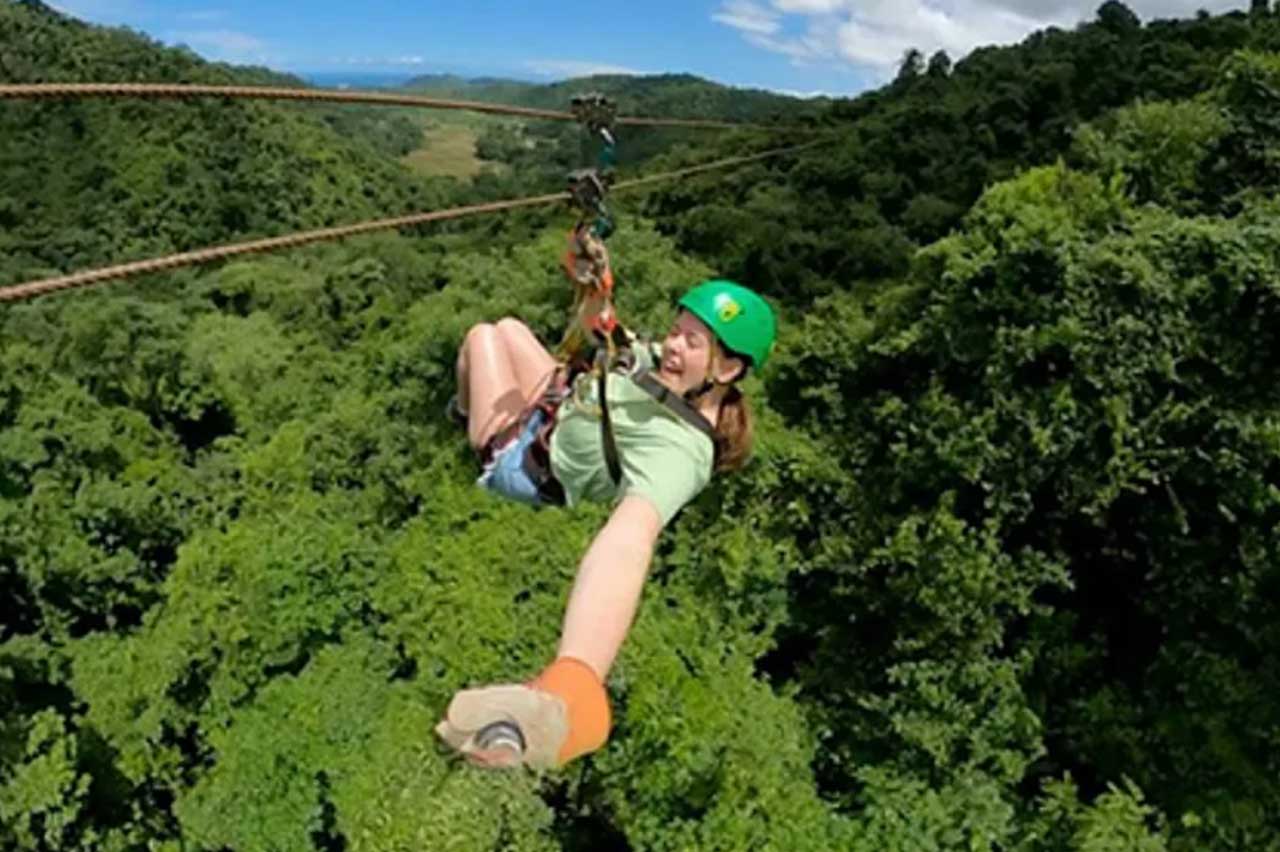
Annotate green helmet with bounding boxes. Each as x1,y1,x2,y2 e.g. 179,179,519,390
678,279,777,370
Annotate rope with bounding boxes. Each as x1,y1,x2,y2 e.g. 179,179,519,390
0,194,568,303
0,83,783,130
612,139,828,189
0,140,826,304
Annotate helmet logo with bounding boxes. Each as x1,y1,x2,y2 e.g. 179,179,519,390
715,293,742,323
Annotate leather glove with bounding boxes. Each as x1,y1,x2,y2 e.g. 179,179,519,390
435,683,569,770
436,658,611,770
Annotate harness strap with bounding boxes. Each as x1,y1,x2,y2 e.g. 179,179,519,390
520,370,572,506
597,346,625,486
632,370,717,443
529,330,718,496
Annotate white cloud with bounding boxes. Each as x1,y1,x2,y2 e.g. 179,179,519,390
712,0,782,36
771,87,844,98
336,55,435,67
833,1,1043,68
166,29,271,64
178,10,229,23
772,0,846,12
714,0,1249,74
48,0,142,18
745,31,825,62
524,59,648,78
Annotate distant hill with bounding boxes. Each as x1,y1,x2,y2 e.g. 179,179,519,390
405,71,818,125
0,0,449,285
398,71,821,192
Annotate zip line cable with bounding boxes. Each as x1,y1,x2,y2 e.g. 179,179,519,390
0,140,829,304
611,138,827,188
0,193,569,304
0,83,795,131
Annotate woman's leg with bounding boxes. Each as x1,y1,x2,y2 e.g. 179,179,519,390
456,323,524,451
455,318,559,452
495,317,559,400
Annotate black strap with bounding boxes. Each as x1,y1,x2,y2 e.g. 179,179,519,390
520,384,568,507
633,370,716,442
597,349,624,486
596,329,717,487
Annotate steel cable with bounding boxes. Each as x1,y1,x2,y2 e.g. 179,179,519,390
0,140,826,304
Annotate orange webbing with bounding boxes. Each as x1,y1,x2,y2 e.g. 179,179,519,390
530,657,611,765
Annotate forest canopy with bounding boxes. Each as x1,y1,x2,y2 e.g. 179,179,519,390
1,1,1279,850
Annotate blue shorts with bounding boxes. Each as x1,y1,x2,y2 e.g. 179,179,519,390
477,409,549,507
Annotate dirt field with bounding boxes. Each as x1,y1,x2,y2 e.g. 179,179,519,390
400,124,505,179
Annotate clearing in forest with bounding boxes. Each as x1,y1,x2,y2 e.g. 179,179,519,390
401,122,505,179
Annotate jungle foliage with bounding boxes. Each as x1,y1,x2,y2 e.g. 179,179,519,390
1,1,1279,850
641,0,1280,303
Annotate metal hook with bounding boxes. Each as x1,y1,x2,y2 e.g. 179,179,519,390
473,720,526,756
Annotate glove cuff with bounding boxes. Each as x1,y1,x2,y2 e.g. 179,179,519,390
530,657,611,765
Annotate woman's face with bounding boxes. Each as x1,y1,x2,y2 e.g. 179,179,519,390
658,310,718,394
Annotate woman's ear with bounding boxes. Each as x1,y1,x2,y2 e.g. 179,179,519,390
714,353,747,385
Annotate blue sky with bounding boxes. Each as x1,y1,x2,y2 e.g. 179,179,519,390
52,1,1247,97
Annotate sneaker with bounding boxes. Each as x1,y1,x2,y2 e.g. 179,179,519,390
445,394,468,428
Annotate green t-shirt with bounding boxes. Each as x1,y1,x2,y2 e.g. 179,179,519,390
550,341,715,527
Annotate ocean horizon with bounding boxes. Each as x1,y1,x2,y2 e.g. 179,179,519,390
300,71,417,90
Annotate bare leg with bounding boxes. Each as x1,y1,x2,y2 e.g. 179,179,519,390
456,319,561,451
456,323,525,451
495,317,559,401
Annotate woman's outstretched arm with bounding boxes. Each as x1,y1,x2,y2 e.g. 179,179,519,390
557,495,663,680
436,498,666,768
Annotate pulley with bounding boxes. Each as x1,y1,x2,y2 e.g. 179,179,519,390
570,92,618,148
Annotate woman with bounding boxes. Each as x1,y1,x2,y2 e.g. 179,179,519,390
436,270,776,771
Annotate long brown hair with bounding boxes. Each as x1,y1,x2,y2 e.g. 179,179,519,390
688,328,754,474
714,384,753,473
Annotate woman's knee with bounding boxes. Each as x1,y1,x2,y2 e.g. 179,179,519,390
463,321,498,349
458,323,490,373
495,317,555,371
494,316,531,340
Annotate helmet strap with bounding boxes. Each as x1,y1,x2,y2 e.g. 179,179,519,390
683,379,716,402
682,346,737,402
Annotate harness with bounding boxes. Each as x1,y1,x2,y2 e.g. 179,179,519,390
512,329,718,507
